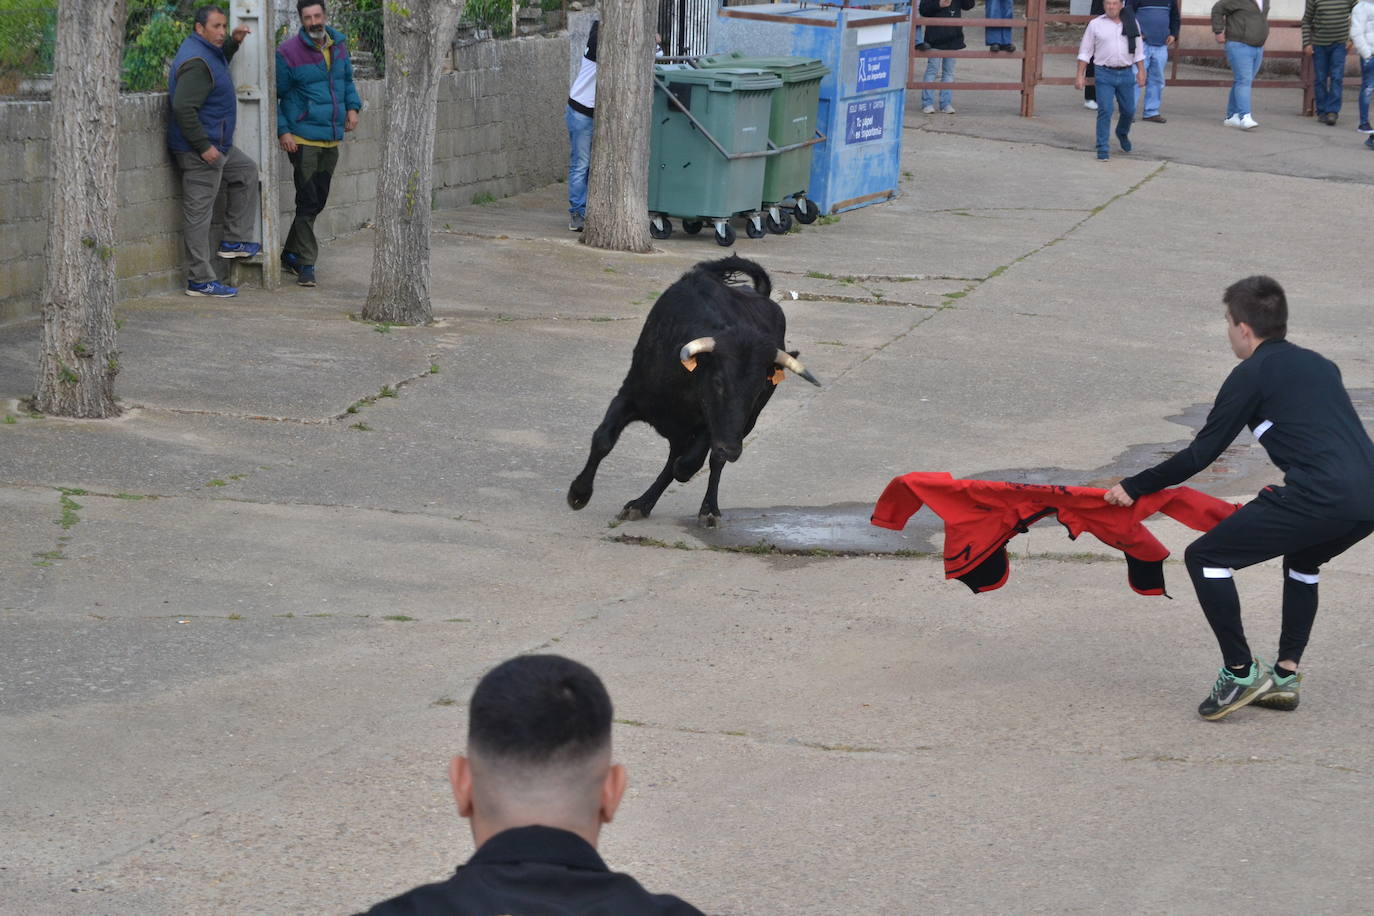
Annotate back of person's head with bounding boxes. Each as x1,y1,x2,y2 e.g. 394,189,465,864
1224,275,1287,340
454,655,623,845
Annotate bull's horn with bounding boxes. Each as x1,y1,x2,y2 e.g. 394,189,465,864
680,337,716,362
775,350,821,387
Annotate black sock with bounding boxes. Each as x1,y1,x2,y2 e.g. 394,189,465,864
1227,661,1253,679
1274,664,1297,680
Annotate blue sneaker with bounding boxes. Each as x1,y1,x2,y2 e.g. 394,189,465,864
297,264,316,287
217,241,262,259
186,280,237,298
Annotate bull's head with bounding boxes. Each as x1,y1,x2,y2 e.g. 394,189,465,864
679,336,820,461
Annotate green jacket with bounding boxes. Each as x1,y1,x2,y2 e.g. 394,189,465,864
1212,0,1270,46
1301,0,1355,46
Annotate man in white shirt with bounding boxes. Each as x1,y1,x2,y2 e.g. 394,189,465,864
1076,0,1147,160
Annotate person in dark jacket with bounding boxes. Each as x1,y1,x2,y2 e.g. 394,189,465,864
1213,0,1271,128
167,5,260,298
276,1,363,287
919,0,976,113
1106,277,1374,720
359,655,705,915
1129,0,1180,121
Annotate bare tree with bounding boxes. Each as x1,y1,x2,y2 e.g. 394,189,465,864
33,0,129,417
582,0,656,252
362,0,464,326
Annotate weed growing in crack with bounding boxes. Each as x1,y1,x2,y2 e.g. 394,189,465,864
384,614,415,622
349,422,373,431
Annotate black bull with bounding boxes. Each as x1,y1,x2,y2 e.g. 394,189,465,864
567,255,820,527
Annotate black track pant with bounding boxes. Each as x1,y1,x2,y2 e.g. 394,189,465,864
1184,491,1374,669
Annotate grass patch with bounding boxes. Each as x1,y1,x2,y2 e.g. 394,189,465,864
114,493,144,500
374,322,393,334
383,614,415,622
227,613,243,620
349,422,373,431
471,191,497,205
805,270,834,280
378,385,397,398
2,415,15,424
206,479,227,487
429,364,440,374
432,696,459,706
610,534,693,550
816,214,841,226
614,718,646,727
816,340,846,347
444,617,471,623
58,494,82,529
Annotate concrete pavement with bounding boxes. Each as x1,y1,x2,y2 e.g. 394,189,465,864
3,80,1373,914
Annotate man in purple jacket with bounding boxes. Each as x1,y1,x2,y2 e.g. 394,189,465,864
276,0,363,287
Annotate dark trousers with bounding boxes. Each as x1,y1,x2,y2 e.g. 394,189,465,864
174,147,258,283
283,144,339,266
1184,491,1374,668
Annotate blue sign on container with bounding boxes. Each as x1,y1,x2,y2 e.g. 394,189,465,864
845,97,885,144
857,46,891,92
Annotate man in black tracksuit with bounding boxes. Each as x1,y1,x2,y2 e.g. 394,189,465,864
1106,276,1374,720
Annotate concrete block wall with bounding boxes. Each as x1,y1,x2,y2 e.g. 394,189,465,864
1,33,569,324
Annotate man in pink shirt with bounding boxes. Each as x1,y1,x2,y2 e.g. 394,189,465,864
1076,0,1147,160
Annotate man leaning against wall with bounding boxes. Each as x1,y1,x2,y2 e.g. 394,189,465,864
168,4,262,298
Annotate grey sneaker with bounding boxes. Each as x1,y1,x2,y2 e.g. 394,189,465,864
1253,663,1301,711
1198,658,1272,720
569,213,585,232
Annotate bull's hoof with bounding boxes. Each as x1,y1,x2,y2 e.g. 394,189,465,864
567,487,591,511
617,503,648,521
698,511,721,528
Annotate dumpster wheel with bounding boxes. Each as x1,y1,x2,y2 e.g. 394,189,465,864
794,197,820,224
682,219,704,236
650,215,673,240
765,207,793,235
713,221,736,247
745,214,766,240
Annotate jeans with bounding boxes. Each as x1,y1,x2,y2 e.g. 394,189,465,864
1312,42,1347,116
1140,43,1168,117
1093,65,1136,155
1224,40,1264,117
283,144,339,267
985,0,1012,46
1362,56,1374,126
922,56,956,108
565,105,593,218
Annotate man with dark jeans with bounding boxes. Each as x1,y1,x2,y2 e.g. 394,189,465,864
1301,0,1355,125
276,0,362,287
1076,0,1146,160
1106,277,1374,720
167,5,260,298
359,655,704,914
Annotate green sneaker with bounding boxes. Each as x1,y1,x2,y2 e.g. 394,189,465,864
1198,658,1272,721
1253,664,1301,711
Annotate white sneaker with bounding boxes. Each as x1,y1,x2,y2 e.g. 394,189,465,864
940,104,956,114
1239,114,1259,130
1223,114,1242,127
922,104,935,114
1085,100,1098,110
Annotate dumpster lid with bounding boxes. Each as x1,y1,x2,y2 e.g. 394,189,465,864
654,65,782,92
696,53,830,83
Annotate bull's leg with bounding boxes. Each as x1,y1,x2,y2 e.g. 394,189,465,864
697,448,728,528
672,430,710,482
619,446,683,521
568,393,636,510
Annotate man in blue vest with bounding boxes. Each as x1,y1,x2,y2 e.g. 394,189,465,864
276,1,363,288
168,5,261,298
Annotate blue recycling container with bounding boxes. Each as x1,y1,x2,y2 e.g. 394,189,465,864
709,2,909,216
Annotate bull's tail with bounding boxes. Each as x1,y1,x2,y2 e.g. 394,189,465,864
696,255,771,299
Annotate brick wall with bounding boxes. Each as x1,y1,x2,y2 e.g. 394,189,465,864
0,33,569,324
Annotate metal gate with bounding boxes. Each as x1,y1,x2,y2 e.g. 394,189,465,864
658,0,714,57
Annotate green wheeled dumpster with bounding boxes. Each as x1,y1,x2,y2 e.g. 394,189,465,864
649,66,781,247
695,52,829,234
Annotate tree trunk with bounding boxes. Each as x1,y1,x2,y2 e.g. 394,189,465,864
32,0,129,418
362,0,464,326
582,0,656,253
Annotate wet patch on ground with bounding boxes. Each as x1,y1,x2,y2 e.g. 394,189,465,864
677,391,1374,555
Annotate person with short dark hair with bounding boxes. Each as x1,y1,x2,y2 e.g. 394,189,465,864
360,655,704,915
1106,277,1374,720
168,4,260,298
919,0,976,115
